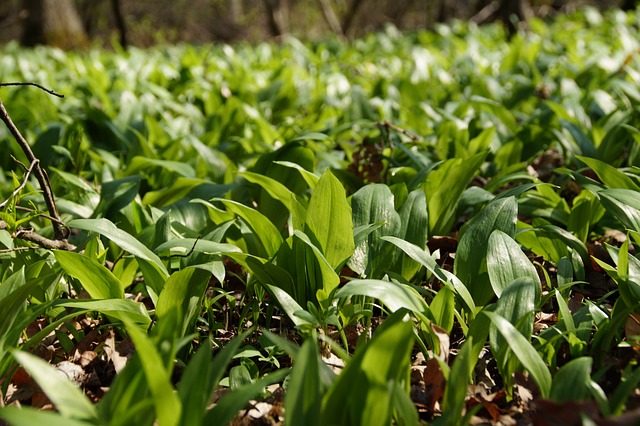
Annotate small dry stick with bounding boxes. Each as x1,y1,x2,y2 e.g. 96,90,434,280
0,83,68,240
378,120,420,142
0,221,76,251
0,159,39,209
0,82,64,98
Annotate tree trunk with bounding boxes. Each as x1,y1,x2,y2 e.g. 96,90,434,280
261,0,288,37
621,0,636,11
21,0,88,49
500,0,525,37
110,0,127,49
317,0,344,36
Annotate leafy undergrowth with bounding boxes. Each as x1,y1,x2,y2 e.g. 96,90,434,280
2,6,640,426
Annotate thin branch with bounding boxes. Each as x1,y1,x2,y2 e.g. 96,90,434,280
0,159,39,209
0,94,68,240
15,228,76,251
0,247,39,254
0,82,64,98
0,221,75,251
378,120,420,142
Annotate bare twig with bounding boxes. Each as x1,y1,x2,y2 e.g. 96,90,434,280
0,247,39,254
14,228,76,251
0,159,39,209
0,82,64,98
0,221,75,251
378,120,420,142
0,87,69,240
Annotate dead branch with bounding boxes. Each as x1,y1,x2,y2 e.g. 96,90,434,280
0,82,64,98
0,221,76,251
0,84,69,240
378,120,420,142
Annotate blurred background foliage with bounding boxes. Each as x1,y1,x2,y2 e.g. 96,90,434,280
0,0,636,50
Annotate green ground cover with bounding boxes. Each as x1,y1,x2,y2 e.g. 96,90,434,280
1,6,640,425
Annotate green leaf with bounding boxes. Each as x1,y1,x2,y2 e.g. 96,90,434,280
599,189,640,232
122,319,181,426
155,238,241,256
576,155,640,191
484,311,552,398
455,197,518,306
10,351,98,421
550,357,592,402
349,184,401,277
55,251,124,299
285,338,331,426
155,267,211,337
395,189,429,279
0,408,95,426
430,286,455,333
68,218,168,276
487,230,540,298
440,336,476,425
57,299,151,330
204,369,289,425
320,309,416,425
216,199,283,258
305,170,354,270
382,236,476,316
426,151,487,236
489,277,538,392
241,171,307,230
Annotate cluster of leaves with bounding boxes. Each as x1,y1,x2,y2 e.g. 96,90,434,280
1,6,640,425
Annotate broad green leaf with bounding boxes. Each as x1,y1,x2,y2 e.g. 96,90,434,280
68,218,168,276
430,285,455,333
576,155,640,191
484,311,551,398
155,267,211,337
10,350,98,421
440,336,475,425
293,230,341,303
395,189,428,279
55,251,124,299
216,199,283,258
349,184,401,277
609,366,640,415
382,236,476,316
92,176,141,218
599,189,640,232
128,156,196,178
335,279,429,322
285,338,331,426
273,160,319,189
178,331,250,426
487,230,540,298
204,369,289,425
266,285,309,327
550,357,592,402
0,408,95,426
241,171,307,230
426,151,487,236
455,197,518,306
155,238,241,256
489,277,538,393
321,309,416,425
536,224,590,266
57,299,151,330
305,170,354,270
122,319,181,426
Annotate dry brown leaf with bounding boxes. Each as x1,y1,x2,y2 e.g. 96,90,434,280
424,357,446,413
